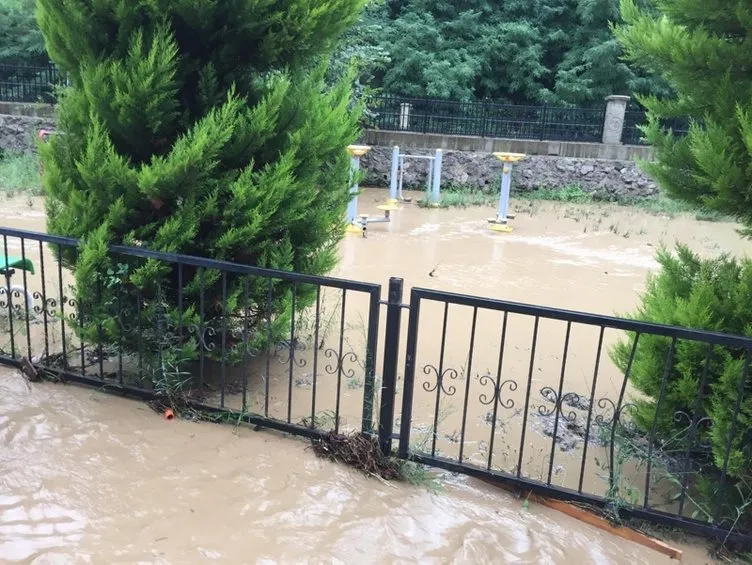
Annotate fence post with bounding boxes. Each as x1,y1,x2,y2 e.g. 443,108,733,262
430,149,443,206
540,104,548,141
378,277,403,455
602,95,631,144
399,103,411,130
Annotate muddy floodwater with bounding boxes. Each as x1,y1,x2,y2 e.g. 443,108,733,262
1,189,748,563
0,368,718,564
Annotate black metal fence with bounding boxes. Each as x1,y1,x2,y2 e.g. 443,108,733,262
393,286,752,544
0,226,381,439
0,66,691,148
1,226,750,545
0,63,62,104
367,94,606,143
622,105,691,145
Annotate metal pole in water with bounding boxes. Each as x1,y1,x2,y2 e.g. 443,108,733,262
429,149,442,206
346,154,359,224
426,155,434,194
488,152,526,233
389,146,400,203
497,163,513,222
398,155,405,200
346,145,371,233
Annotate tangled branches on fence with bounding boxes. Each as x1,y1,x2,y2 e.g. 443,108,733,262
312,432,399,480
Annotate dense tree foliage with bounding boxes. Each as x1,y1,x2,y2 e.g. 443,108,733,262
327,0,390,103
37,0,365,370
0,0,666,106
0,0,46,64
616,0,752,233
358,0,666,104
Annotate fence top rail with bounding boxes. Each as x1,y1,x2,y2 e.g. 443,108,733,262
411,286,752,349
0,63,56,70
370,94,605,112
0,226,381,294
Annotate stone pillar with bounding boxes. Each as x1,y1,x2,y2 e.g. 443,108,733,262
601,95,631,144
399,103,411,130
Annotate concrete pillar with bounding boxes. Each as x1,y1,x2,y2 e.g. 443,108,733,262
602,95,631,144
399,103,411,130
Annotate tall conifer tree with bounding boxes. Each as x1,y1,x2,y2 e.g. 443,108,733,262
36,0,366,369
616,0,752,232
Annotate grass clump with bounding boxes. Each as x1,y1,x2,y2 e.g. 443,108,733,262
518,184,594,204
0,151,42,196
416,183,496,209
517,184,729,220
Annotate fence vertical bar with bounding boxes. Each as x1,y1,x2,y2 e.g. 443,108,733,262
57,246,66,370
38,241,49,363
20,237,31,360
362,286,381,436
540,105,548,141
3,235,15,358
643,337,677,509
378,278,403,455
311,286,321,429
713,351,750,524
398,289,421,459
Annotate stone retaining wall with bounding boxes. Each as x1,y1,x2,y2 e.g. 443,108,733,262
0,114,55,153
0,107,658,200
360,146,658,199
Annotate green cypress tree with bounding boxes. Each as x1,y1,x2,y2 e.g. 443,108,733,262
615,0,752,233
36,1,365,378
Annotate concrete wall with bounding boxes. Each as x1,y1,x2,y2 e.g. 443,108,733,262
361,129,653,161
0,102,55,118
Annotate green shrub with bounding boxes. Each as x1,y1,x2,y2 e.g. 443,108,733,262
610,245,752,518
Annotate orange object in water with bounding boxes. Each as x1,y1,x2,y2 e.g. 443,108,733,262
163,408,175,420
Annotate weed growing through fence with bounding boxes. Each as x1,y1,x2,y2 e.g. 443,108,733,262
0,152,42,197
299,409,340,430
596,417,752,550
294,288,342,351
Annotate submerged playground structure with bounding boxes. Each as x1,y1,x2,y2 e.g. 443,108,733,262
344,144,526,234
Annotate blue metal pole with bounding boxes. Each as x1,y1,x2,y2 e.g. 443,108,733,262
430,149,442,206
497,163,513,223
389,146,399,203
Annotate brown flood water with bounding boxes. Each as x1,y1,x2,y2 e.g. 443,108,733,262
0,367,717,564
1,189,747,563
